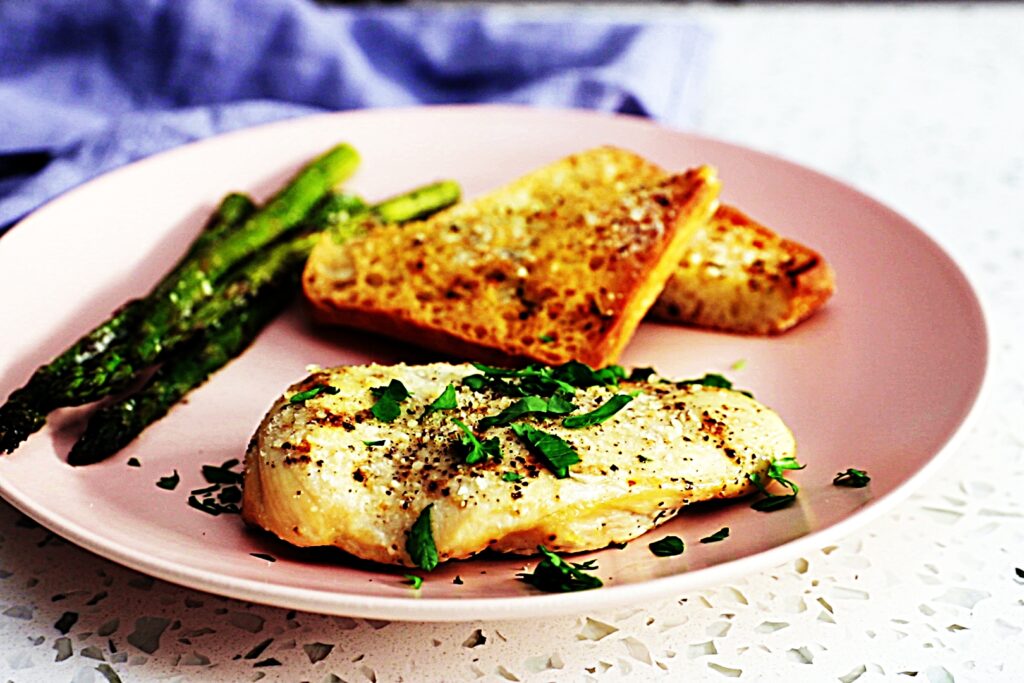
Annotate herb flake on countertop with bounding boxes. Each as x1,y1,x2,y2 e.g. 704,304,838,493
156,470,179,490
700,527,730,543
563,392,638,429
510,423,580,478
403,574,424,589
517,546,602,592
649,536,685,557
250,553,276,562
407,504,439,572
833,468,871,488
370,379,411,422
127,457,141,467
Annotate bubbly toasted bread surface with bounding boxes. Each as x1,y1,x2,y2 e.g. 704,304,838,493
303,147,720,367
650,204,836,334
242,363,795,566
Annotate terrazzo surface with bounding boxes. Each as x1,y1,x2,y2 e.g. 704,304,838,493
2,3,1023,681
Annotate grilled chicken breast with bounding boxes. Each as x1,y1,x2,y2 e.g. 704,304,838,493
242,363,795,567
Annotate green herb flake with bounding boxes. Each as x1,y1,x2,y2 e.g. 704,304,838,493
187,495,223,516
126,457,141,467
747,460,804,512
731,358,747,371
363,439,386,447
750,494,796,512
517,545,603,592
679,372,753,398
1016,568,1024,580
452,419,502,464
202,462,243,485
406,504,439,572
422,383,458,418
453,575,464,585
250,553,276,562
156,470,180,490
562,393,638,429
510,423,580,478
467,361,625,397
700,527,730,544
501,472,522,482
370,379,411,422
289,384,340,403
648,536,685,557
479,394,576,430
628,367,656,382
402,574,424,589
833,468,871,488
539,334,555,344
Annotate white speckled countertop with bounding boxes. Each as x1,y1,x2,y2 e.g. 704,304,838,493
2,3,1023,681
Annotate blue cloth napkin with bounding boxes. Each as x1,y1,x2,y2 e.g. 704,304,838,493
0,0,709,233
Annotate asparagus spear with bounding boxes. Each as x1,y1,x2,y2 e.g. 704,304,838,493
67,180,461,465
0,191,255,454
0,144,360,453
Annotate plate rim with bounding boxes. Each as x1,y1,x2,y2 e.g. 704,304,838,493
0,104,992,621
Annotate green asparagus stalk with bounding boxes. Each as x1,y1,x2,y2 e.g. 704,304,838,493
0,144,360,453
0,191,255,454
67,180,461,465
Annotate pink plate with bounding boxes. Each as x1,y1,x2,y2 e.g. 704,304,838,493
0,106,989,621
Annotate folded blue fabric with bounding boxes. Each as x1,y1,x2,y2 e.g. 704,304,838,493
0,0,709,232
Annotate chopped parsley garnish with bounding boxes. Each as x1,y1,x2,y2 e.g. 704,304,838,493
422,383,458,418
453,575,464,585
370,379,411,422
478,394,576,430
289,384,339,403
465,361,626,398
510,423,580,478
406,504,439,572
188,459,244,515
628,367,656,382
748,457,805,512
156,470,179,490
126,457,141,467
731,358,747,371
501,472,522,482
402,574,424,589
648,536,685,557
539,334,555,344
451,419,502,464
250,553,276,562
562,392,638,429
1016,568,1024,579
678,373,753,398
363,439,386,447
517,546,603,592
833,468,871,488
700,527,730,543
202,460,243,485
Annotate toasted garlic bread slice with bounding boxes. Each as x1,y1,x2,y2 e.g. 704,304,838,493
650,204,836,334
242,363,795,567
302,147,720,368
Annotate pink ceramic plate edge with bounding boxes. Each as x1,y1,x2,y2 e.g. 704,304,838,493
0,106,990,621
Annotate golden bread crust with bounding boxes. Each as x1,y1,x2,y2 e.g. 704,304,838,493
650,204,836,334
303,147,720,366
